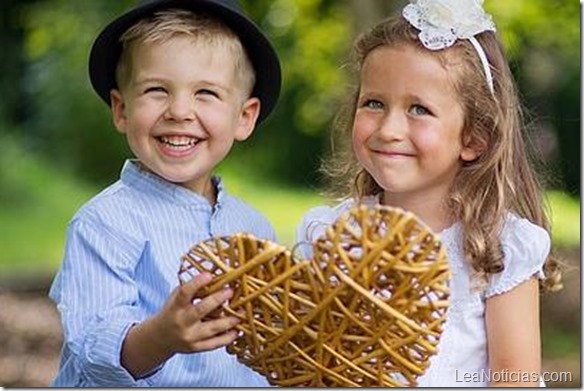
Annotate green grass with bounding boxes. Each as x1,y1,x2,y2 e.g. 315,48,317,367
0,139,96,274
0,144,579,274
542,324,580,358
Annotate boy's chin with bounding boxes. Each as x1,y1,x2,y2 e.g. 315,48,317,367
136,160,214,191
163,172,214,194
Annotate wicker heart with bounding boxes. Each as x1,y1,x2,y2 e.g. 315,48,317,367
179,205,450,387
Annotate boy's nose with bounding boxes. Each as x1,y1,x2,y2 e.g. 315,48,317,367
165,95,195,121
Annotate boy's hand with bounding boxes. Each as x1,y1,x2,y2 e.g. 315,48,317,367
121,272,240,378
155,272,240,354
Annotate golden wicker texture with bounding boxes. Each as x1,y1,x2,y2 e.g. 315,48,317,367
179,205,450,387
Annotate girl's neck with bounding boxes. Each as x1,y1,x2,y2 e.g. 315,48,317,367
380,191,452,233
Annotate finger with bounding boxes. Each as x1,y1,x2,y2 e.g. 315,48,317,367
189,330,239,353
189,288,233,321
194,315,241,340
176,272,213,307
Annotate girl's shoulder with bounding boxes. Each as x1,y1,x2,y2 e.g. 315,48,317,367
295,196,380,243
499,213,551,263
484,213,551,297
296,198,355,244
500,213,550,245
294,196,380,259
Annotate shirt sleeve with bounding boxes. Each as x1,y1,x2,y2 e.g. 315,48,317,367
50,215,159,386
484,216,550,298
294,201,355,260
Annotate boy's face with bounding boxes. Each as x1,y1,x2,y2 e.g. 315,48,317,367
111,36,260,199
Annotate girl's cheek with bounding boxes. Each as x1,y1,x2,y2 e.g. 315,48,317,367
353,125,375,149
351,126,364,148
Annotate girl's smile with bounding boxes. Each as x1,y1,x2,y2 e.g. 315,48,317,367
370,148,415,159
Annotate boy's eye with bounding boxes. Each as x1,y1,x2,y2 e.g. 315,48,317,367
409,104,430,116
197,89,219,98
144,86,166,94
363,99,384,110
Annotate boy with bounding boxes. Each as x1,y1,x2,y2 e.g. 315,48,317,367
49,0,281,386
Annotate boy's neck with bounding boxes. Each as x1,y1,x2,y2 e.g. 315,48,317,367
200,179,218,207
135,161,218,207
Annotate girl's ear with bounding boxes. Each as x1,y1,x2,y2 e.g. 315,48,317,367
461,145,479,162
110,89,128,135
234,97,261,141
460,132,486,162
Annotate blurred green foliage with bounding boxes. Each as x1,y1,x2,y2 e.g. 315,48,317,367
234,0,351,185
487,0,581,195
0,0,578,192
15,0,133,186
547,190,581,249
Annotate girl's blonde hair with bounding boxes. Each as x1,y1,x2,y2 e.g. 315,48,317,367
115,9,255,96
324,16,561,292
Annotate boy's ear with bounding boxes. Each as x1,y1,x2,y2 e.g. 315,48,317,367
110,89,128,135
234,97,261,141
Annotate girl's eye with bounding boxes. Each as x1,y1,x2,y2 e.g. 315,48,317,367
363,99,384,110
409,104,430,116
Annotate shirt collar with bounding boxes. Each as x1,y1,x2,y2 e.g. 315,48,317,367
120,159,226,208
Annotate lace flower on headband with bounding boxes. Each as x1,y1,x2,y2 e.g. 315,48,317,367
403,0,496,93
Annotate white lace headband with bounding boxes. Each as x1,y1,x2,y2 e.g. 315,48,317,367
402,0,496,94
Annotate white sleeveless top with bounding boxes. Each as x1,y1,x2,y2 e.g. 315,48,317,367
295,197,549,387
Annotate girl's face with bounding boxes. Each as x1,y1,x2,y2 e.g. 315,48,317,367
110,36,259,199
352,44,478,211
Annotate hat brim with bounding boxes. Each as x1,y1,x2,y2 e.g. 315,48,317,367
89,0,281,124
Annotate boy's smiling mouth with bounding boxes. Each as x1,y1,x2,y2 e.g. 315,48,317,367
157,135,201,149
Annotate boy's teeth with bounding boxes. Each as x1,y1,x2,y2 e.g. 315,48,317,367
159,136,199,147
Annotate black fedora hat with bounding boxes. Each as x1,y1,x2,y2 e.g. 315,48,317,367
89,0,281,124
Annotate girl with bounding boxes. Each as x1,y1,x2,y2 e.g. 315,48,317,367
296,0,562,387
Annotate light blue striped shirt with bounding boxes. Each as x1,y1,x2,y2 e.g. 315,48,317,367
49,160,274,387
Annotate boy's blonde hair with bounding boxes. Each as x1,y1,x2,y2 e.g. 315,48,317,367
115,9,255,96
324,16,562,293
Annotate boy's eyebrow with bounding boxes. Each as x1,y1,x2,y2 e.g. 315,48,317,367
134,76,165,85
133,76,232,92
136,75,229,89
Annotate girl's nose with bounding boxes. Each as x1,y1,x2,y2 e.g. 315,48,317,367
378,111,406,141
165,94,195,122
